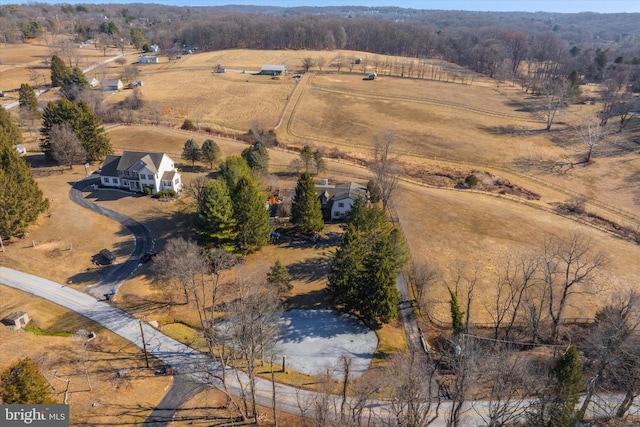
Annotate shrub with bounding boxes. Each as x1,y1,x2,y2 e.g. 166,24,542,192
156,190,176,198
464,174,478,188
181,118,196,131
143,186,152,195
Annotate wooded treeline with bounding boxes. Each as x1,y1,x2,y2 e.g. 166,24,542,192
2,4,640,89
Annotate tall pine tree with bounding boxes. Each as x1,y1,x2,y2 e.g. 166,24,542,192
327,224,366,308
50,55,70,87
290,171,324,235
0,108,49,238
40,99,111,162
197,179,237,251
18,83,39,118
232,176,270,253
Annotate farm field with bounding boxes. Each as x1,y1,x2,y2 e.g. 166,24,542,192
2,40,640,424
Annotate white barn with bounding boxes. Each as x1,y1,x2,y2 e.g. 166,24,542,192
260,64,287,76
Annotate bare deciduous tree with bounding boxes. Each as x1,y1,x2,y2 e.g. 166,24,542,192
540,77,569,131
382,353,442,426
302,57,315,73
370,129,403,211
580,290,640,417
541,232,608,343
152,238,207,304
49,123,86,169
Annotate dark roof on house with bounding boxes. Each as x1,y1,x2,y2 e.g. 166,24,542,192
117,152,164,173
100,155,121,177
100,152,167,177
316,182,367,207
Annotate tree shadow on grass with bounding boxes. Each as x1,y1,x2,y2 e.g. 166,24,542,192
287,256,332,283
285,289,331,310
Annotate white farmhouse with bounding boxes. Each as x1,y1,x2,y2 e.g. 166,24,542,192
99,151,183,195
317,181,368,221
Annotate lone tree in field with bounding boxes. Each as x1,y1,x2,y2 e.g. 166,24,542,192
1,358,55,404
201,139,221,170
267,260,292,297
0,108,49,238
182,139,201,167
18,83,39,119
300,145,314,171
290,171,324,235
49,123,87,169
370,129,402,211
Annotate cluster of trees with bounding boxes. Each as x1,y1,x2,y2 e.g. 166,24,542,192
40,98,112,163
181,138,221,169
50,55,89,102
152,237,290,423
196,156,270,253
328,197,407,324
288,145,326,175
0,108,49,239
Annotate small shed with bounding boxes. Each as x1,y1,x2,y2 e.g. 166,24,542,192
88,77,101,88
1,311,30,329
139,56,159,64
102,79,123,91
260,64,287,76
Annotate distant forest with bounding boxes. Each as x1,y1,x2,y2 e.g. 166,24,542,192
2,3,640,89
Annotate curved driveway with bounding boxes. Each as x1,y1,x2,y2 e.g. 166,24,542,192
69,178,154,299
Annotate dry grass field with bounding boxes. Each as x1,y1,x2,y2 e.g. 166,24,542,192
0,286,170,426
3,38,640,424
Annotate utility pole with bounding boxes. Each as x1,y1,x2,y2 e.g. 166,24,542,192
139,319,149,368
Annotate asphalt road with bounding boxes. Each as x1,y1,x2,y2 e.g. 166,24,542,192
69,177,154,299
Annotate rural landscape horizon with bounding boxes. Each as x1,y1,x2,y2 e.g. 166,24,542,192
2,0,640,425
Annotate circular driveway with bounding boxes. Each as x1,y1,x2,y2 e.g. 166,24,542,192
275,309,378,379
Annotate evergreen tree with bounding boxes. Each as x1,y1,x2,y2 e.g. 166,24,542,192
50,55,70,87
241,141,269,175
40,99,111,162
219,155,252,191
232,176,270,253
60,67,89,101
18,83,39,117
360,236,399,324
449,288,465,335
201,139,221,170
327,225,366,307
130,27,148,50
290,171,324,235
327,200,408,325
0,109,49,238
527,345,583,427
367,179,382,204
181,138,201,167
0,358,55,404
197,179,237,251
267,260,292,297
75,101,111,161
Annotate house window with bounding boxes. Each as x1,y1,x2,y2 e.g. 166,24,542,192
174,177,180,185
337,202,345,208
113,178,118,184
104,177,110,183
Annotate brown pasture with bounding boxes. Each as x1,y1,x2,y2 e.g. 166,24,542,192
2,41,640,421
0,286,170,425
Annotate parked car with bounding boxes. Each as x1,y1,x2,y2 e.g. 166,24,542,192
100,249,116,265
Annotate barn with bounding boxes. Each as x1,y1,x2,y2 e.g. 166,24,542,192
260,64,287,76
139,56,159,64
